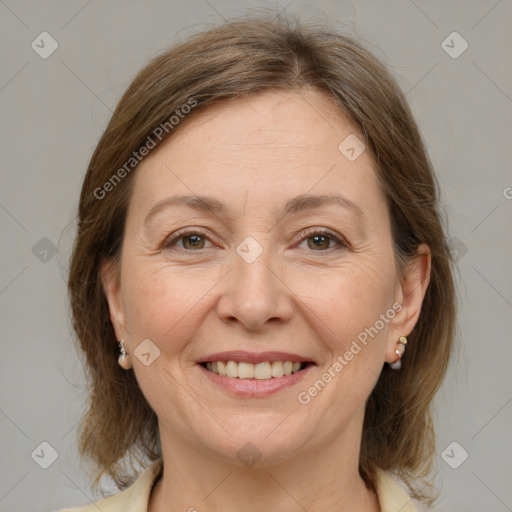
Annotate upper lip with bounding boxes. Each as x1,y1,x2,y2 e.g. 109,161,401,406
197,350,316,364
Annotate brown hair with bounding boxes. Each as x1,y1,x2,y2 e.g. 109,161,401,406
68,12,457,504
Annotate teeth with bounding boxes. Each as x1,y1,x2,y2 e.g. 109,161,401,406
217,361,227,376
254,362,272,379
204,360,306,379
271,361,284,378
239,362,255,379
226,360,238,378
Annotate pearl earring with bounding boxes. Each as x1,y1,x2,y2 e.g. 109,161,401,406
389,335,408,370
119,339,126,361
118,339,131,370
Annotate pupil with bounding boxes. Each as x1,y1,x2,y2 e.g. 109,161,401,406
187,235,202,248
311,235,327,249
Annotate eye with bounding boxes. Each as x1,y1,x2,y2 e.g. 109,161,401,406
163,228,216,251
162,227,348,253
297,228,347,252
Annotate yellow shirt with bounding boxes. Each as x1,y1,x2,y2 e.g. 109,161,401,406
57,458,417,512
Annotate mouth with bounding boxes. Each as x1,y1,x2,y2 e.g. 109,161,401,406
198,360,314,380
195,350,317,397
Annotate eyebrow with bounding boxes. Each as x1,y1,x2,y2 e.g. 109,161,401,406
144,193,366,226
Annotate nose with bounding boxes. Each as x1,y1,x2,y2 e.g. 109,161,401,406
216,245,294,332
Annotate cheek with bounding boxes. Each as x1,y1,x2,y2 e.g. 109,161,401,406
297,256,395,342
328,263,395,388
120,261,223,351
121,263,178,341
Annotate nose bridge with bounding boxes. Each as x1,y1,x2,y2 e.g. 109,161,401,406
216,234,292,330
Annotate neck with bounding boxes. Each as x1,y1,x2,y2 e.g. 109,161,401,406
149,414,380,512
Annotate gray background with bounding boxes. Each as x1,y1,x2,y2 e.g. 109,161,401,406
1,1,511,511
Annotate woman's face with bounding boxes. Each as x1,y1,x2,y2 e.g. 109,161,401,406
103,89,429,465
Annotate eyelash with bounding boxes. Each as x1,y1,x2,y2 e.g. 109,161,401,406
162,227,348,253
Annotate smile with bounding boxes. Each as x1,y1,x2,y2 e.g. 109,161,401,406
200,360,312,380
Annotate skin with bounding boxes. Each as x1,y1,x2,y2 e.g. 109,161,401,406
102,89,431,512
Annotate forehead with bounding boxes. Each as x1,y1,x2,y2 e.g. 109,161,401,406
129,89,386,224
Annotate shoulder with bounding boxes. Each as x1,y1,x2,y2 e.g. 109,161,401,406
374,467,418,512
55,458,163,512
56,460,417,512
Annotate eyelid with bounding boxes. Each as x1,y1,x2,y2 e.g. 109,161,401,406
163,226,349,252
294,227,349,251
162,227,218,249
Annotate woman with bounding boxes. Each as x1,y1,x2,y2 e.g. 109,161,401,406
62,13,456,512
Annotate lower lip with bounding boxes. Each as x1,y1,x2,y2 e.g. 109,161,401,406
197,363,314,398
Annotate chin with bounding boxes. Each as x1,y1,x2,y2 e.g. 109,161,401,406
188,417,313,468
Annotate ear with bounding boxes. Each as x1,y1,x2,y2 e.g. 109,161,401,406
386,243,431,363
100,258,128,343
